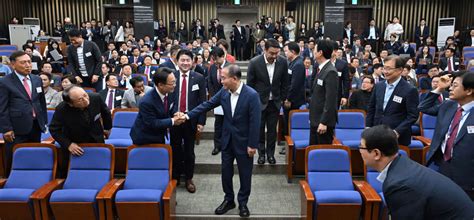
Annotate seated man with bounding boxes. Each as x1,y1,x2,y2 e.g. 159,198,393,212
121,76,153,108
99,74,124,110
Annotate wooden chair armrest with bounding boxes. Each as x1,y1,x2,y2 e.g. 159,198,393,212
353,180,382,203
0,178,7,188
300,180,314,218
30,179,65,200
285,136,294,147
41,137,55,144
413,136,431,146
333,138,342,145
97,179,124,200
163,179,177,201
163,180,178,218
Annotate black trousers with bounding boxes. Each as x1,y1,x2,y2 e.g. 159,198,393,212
214,115,224,151
170,120,196,180
3,120,42,177
309,125,334,145
235,41,245,60
222,141,253,206
283,104,301,137
437,155,474,201
259,101,279,158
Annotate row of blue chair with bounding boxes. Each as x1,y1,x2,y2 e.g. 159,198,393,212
0,143,176,220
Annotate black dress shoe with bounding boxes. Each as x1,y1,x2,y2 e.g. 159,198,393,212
215,200,236,215
239,205,250,217
257,156,265,164
212,147,221,155
268,156,276,164
279,147,286,155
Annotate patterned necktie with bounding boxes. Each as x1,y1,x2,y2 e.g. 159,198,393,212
180,74,187,112
444,107,463,161
22,77,35,117
107,89,114,109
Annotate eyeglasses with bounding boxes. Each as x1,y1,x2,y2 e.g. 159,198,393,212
383,66,399,72
358,145,370,151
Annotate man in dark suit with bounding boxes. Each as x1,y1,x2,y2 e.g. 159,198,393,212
366,55,419,146
66,29,102,88
438,48,460,73
233,20,246,61
186,65,261,218
309,40,339,145
415,18,430,48
169,50,207,193
208,47,230,155
210,19,226,40
384,34,401,55
264,17,275,39
280,42,306,154
130,67,185,145
330,41,351,109
49,85,112,177
159,45,181,71
23,46,43,75
128,47,145,67
360,125,474,218
397,40,416,58
419,72,474,199
191,19,206,40
362,19,381,53
0,51,48,176
464,29,474,47
98,74,124,110
247,38,289,164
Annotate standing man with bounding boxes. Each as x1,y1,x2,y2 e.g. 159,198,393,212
0,51,47,176
309,40,339,145
359,125,474,218
366,55,419,146
130,67,185,145
186,65,261,218
330,41,350,109
280,42,306,154
362,19,381,53
233,20,246,61
419,72,474,200
207,47,230,155
98,74,124,110
66,29,102,88
247,38,289,164
169,50,206,193
49,86,112,177
415,18,430,49
121,76,153,108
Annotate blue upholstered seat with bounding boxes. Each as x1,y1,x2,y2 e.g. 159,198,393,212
116,189,163,202
105,111,138,148
41,109,55,141
290,111,310,150
0,188,36,201
50,189,99,202
314,190,362,203
335,111,365,149
421,114,436,139
409,140,425,149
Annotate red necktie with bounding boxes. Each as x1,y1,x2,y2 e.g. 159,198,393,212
305,69,309,77
22,77,35,117
217,67,221,83
448,58,453,72
164,95,168,114
179,74,187,112
444,107,463,161
134,57,138,64
438,94,443,103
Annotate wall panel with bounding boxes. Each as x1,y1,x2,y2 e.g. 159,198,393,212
0,0,30,39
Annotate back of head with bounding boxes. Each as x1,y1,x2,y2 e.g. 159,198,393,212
361,125,399,157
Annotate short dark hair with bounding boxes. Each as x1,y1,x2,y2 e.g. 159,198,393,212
453,71,474,90
216,39,229,51
130,76,144,87
211,47,225,58
67,29,82,37
372,63,383,70
176,49,194,60
10,50,29,61
265,38,280,50
361,125,399,156
361,75,375,84
285,42,300,54
427,64,438,71
445,48,455,54
41,62,52,69
384,55,405,68
226,64,241,79
170,45,181,56
61,74,77,85
40,72,52,81
153,67,174,86
105,73,117,82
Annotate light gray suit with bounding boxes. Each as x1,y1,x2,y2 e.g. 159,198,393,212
121,85,153,108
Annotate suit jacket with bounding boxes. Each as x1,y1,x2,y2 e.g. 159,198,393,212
438,57,460,72
170,70,207,126
128,56,145,66
361,26,381,41
415,25,430,45
264,23,275,39
66,40,102,77
465,37,474,48
49,93,112,148
397,47,416,58
312,59,350,103
384,42,401,55
307,27,323,40
252,29,266,42
187,85,261,154
207,62,230,96
191,25,206,40
121,86,153,108
233,26,246,43
0,73,47,135
130,88,173,145
309,61,339,128
247,54,289,110
159,60,177,71
383,155,474,219
366,78,419,146
419,92,474,192
99,88,125,109
287,56,306,108
343,29,355,44
138,65,159,79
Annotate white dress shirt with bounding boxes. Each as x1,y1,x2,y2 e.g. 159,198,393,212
15,72,32,93
439,100,474,155
230,81,243,117
264,54,275,100
104,88,116,109
376,160,393,183
369,26,376,40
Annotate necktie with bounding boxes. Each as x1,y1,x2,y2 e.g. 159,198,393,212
146,66,150,75
316,67,321,77
305,69,309,77
217,67,221,83
164,95,168,114
107,89,114,109
134,57,137,64
179,74,187,112
444,107,463,161
22,77,35,117
448,58,453,72
438,94,443,103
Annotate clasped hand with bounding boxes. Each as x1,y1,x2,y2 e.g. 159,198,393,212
173,112,187,125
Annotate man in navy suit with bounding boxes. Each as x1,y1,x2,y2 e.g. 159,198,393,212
159,45,181,71
233,20,246,61
419,72,474,200
415,18,430,48
0,51,47,176
128,47,144,67
366,55,419,146
397,40,416,58
169,50,207,193
438,48,460,73
359,125,474,218
130,67,185,145
137,55,159,82
98,74,125,110
186,65,261,218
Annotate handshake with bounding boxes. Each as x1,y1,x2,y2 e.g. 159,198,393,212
173,112,187,125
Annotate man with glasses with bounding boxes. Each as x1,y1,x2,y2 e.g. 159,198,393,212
49,85,112,177
366,55,419,146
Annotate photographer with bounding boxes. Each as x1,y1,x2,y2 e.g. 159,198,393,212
191,18,206,40
209,18,226,40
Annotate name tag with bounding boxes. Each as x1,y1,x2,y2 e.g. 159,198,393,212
115,96,122,101
317,79,323,86
455,62,459,65
337,71,342,77
85,52,92,57
138,62,142,66
288,69,292,75
51,80,54,84
32,62,38,70
94,113,101,121
36,87,42,93
393,95,403,103
467,126,474,134
192,84,199,91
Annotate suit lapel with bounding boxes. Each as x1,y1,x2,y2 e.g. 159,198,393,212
454,108,474,145
259,56,271,85
11,73,31,100
232,85,246,119
383,79,403,112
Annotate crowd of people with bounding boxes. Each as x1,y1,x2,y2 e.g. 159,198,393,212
1,14,474,218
